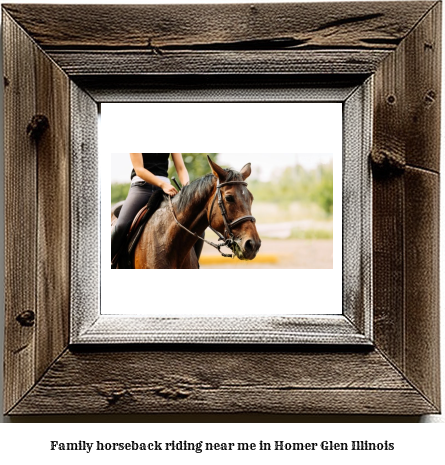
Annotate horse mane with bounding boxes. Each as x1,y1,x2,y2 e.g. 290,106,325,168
174,169,243,213
144,188,166,218
139,168,241,217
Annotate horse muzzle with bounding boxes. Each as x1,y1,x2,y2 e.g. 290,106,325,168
234,237,261,260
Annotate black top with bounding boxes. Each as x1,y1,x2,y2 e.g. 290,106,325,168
130,153,170,180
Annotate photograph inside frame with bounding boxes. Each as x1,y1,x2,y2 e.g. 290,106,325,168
110,152,335,270
99,102,342,316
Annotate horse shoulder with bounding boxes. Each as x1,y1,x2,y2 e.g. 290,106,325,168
134,207,170,269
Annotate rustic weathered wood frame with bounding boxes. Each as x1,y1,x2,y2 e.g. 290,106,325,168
2,2,441,415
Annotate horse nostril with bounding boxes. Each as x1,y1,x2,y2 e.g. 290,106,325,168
245,239,254,252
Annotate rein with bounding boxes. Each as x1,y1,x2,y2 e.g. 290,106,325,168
168,179,256,259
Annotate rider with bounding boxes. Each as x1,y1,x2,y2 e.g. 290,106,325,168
111,153,189,266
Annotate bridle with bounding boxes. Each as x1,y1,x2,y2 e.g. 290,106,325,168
168,179,256,258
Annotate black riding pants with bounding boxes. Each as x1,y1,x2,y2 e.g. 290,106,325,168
111,181,160,261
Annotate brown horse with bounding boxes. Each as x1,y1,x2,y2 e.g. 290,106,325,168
111,157,261,269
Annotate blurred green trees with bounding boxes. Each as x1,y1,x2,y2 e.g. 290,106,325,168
111,182,130,205
168,153,218,183
249,162,333,216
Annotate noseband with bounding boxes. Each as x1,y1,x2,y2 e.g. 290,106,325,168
168,179,256,258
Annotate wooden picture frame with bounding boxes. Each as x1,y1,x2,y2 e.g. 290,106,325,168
2,2,440,415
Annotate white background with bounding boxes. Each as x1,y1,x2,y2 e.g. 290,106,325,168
0,0,444,459
101,103,342,316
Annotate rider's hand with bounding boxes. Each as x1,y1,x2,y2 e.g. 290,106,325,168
161,182,178,196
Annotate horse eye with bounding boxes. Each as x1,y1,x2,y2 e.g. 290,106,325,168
225,195,235,203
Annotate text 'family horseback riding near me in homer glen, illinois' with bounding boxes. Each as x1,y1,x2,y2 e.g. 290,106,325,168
49,439,395,453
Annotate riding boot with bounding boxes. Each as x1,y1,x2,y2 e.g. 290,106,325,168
111,225,123,268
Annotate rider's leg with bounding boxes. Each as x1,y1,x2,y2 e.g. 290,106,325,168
111,182,155,262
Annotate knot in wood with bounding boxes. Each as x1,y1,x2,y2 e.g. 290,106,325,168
105,390,127,405
154,386,191,400
16,310,35,327
96,385,130,405
370,149,405,178
27,114,49,140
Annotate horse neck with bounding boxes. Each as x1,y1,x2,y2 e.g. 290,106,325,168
173,178,216,237
167,178,216,265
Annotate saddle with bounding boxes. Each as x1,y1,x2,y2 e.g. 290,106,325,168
111,204,151,268
128,205,149,238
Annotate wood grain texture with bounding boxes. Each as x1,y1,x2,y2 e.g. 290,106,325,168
372,3,441,411
75,316,370,345
2,2,435,50
76,74,365,103
70,83,99,338
8,349,437,415
342,82,372,336
372,2,441,172
3,12,37,414
35,45,71,380
47,50,391,77
371,8,407,371
404,2,441,172
3,1,433,80
372,175,405,369
372,5,418,366
404,167,440,408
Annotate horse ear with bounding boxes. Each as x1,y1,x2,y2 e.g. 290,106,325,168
239,162,251,180
207,155,228,183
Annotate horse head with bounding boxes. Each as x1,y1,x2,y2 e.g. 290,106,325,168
207,156,261,260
